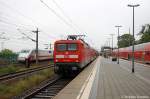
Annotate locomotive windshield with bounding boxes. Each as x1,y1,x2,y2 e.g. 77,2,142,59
68,44,77,51
57,44,67,51
56,43,77,51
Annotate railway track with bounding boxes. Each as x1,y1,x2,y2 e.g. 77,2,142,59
21,76,72,99
0,59,53,67
0,64,53,83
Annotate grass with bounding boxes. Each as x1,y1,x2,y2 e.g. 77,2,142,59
0,68,54,99
0,65,21,76
0,61,52,76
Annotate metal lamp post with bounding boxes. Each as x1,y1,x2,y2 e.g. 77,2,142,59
110,34,115,50
110,34,115,56
107,38,111,58
115,26,122,64
108,38,111,48
128,4,140,73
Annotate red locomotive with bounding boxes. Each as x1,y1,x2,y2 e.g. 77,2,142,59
53,35,98,75
112,42,150,63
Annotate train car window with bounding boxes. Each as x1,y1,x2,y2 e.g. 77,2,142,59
68,44,77,51
57,44,67,51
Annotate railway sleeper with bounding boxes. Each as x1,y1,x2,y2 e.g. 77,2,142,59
37,93,56,96
34,95,54,98
48,87,62,88
41,90,59,93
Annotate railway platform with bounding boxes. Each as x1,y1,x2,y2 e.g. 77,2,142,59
53,57,150,99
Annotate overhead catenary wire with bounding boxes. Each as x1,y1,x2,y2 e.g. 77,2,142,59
3,38,48,50
20,29,57,40
0,36,47,48
0,17,57,42
40,0,79,33
17,29,36,42
0,13,35,28
17,29,50,44
0,0,87,50
51,0,84,34
0,20,36,41
0,28,54,45
0,1,57,51
8,38,47,45
0,19,34,30
0,11,58,39
0,0,37,28
0,0,58,40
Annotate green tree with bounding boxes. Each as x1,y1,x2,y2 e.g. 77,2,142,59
118,34,134,48
138,24,150,43
0,49,14,56
0,49,18,63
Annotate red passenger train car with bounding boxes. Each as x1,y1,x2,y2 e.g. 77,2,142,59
113,42,150,63
53,35,98,75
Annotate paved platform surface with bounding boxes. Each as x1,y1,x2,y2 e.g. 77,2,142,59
120,59,150,82
95,58,150,99
53,57,150,99
53,58,99,99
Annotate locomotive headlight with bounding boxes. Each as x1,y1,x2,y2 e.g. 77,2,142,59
56,55,64,58
76,60,79,62
69,55,78,58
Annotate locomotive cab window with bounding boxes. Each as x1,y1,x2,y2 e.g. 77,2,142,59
57,44,67,51
68,44,77,51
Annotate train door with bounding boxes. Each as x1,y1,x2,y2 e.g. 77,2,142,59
144,51,150,63
142,51,145,63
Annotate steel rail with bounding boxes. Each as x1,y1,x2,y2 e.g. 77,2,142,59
0,64,53,83
21,77,72,99
21,76,72,99
22,75,61,99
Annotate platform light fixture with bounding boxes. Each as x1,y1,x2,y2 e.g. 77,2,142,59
115,25,122,64
110,34,115,55
127,4,140,73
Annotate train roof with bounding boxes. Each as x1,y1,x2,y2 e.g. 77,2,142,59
55,39,91,48
56,39,89,44
113,42,150,52
55,40,82,43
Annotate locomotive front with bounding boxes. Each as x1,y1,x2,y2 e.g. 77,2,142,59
54,40,81,75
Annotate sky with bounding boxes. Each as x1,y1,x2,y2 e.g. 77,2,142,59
0,0,150,52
